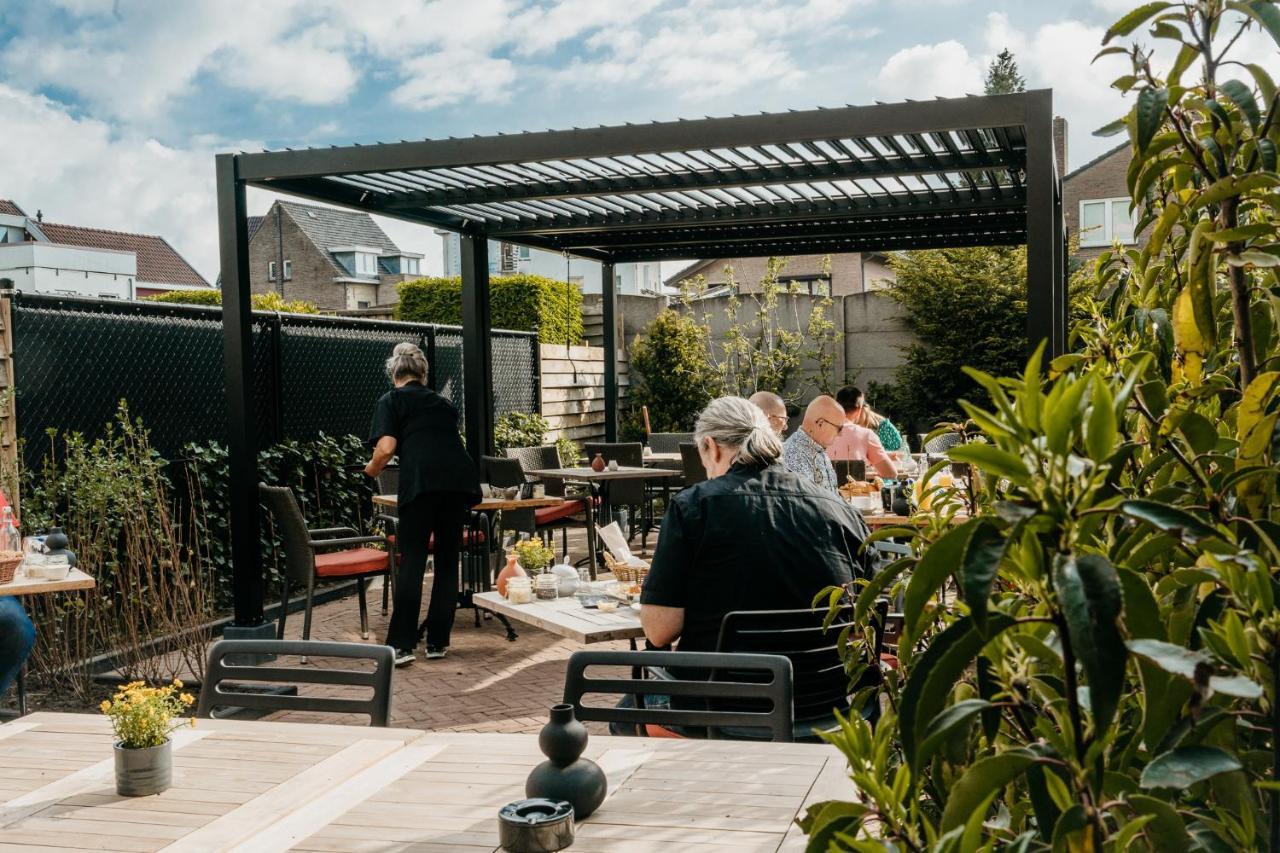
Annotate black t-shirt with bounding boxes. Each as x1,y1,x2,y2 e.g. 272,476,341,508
367,382,481,505
640,461,873,653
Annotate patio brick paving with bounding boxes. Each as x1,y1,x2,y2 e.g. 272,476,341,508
265,528,645,733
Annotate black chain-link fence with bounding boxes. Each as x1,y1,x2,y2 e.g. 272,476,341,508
11,293,539,467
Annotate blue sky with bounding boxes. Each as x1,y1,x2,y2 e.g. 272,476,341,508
1,0,1272,280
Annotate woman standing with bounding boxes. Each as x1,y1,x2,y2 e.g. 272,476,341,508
365,342,480,665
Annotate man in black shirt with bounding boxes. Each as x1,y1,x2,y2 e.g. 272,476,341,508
640,397,874,653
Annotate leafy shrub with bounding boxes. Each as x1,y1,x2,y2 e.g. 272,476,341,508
144,289,319,313
396,274,583,344
624,309,720,438
808,4,1280,849
493,411,579,466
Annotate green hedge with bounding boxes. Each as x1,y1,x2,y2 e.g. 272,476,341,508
396,274,583,344
144,290,319,314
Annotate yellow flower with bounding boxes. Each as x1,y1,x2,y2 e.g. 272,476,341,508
99,700,111,713
180,693,194,705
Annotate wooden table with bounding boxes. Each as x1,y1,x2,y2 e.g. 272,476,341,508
1,569,97,717
372,495,566,512
643,452,682,470
1,712,854,852
472,591,644,644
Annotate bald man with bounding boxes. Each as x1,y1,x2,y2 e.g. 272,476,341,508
748,391,788,437
781,396,845,493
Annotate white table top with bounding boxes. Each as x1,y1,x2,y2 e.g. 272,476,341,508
0,567,96,597
473,590,644,644
0,712,853,852
528,466,684,482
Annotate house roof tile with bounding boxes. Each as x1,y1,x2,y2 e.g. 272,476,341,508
37,221,209,287
0,200,27,217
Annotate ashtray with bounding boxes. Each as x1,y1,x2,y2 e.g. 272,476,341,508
498,798,574,852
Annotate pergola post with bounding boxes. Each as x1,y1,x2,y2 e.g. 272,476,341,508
460,234,494,462
1023,90,1063,358
601,261,617,442
216,154,268,632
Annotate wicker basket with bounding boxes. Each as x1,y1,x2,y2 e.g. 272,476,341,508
0,552,23,585
603,552,649,585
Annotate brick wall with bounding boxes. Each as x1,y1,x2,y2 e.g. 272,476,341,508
248,207,345,310
1063,143,1150,264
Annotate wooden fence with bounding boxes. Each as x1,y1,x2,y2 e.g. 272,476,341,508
539,343,628,445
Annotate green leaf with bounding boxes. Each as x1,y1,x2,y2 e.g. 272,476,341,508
1220,79,1262,129
1259,138,1279,173
797,799,869,850
1116,567,1165,640
952,440,1029,481
917,699,993,768
900,613,1015,773
940,748,1039,831
854,556,909,624
1167,42,1199,88
1119,499,1218,544
1127,638,1263,698
1236,0,1280,49
1228,249,1280,268
1093,117,1128,137
1104,2,1174,43
1053,554,1126,732
1085,378,1117,461
1045,375,1089,455
960,520,1008,635
1051,803,1091,851
903,520,981,643
1128,794,1192,851
1137,87,1170,153
1140,746,1242,789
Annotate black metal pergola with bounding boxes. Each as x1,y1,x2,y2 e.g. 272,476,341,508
216,89,1065,631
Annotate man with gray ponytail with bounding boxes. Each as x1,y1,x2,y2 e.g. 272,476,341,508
638,396,874,656
365,342,480,665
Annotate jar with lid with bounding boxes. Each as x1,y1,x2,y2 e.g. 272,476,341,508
534,571,559,600
507,576,534,604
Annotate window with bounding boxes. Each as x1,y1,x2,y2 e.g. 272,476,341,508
403,257,419,275
1079,198,1136,247
357,300,370,309
270,260,293,281
516,245,531,260
355,253,377,276
268,261,275,280
283,260,292,280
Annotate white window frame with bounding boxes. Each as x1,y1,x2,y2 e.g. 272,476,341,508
268,261,276,280
283,259,292,280
355,252,378,276
1078,198,1136,248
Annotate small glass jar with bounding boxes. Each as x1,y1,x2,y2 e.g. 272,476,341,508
507,577,533,604
534,571,559,600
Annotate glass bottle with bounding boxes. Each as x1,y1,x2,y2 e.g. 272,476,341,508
575,567,593,603
0,507,19,553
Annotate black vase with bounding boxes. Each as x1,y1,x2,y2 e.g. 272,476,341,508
525,703,607,820
44,527,76,567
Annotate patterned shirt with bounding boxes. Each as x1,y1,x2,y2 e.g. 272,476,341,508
782,428,839,494
877,419,905,452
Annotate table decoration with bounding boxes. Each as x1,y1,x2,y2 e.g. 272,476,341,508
101,678,194,796
525,703,606,820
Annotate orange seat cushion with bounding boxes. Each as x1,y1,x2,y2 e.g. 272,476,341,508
536,499,588,526
314,548,389,578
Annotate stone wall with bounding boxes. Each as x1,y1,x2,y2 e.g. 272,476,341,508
249,208,344,311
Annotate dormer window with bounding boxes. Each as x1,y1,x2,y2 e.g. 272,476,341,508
355,252,378,275
403,256,420,275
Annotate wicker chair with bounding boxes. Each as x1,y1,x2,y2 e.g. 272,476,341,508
483,455,591,560
583,441,655,548
260,484,390,643
646,432,693,454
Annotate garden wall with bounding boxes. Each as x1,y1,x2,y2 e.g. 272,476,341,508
539,342,629,445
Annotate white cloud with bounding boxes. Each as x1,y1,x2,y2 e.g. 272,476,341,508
390,51,518,109
872,41,985,100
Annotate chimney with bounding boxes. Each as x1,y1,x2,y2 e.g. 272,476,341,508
1052,116,1068,178
35,209,43,223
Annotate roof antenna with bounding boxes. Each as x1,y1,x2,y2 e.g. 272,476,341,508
35,210,43,223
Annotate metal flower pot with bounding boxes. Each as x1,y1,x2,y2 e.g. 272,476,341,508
114,739,172,796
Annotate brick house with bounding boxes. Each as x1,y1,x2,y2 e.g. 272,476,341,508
249,200,423,311
664,252,895,296
0,199,209,299
1063,141,1147,264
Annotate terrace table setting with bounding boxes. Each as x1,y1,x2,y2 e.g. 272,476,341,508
472,590,644,645
0,711,855,852
1,568,97,718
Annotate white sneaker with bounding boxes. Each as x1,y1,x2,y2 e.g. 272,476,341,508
424,646,449,660
393,648,415,667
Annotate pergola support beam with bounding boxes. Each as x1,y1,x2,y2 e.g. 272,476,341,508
1022,90,1063,358
601,262,618,442
461,235,494,463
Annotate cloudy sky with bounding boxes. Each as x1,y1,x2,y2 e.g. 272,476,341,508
0,0,1270,282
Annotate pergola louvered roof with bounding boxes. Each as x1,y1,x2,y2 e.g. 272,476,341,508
235,90,1053,264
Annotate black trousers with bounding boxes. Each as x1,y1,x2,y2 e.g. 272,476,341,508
385,492,468,650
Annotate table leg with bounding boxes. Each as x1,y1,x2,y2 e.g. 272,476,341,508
583,491,599,581
16,665,27,717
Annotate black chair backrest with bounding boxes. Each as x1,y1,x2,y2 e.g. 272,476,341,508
197,639,394,726
584,442,645,505
924,432,964,455
376,467,400,521
259,484,316,587
563,650,794,742
716,604,883,722
505,446,565,496
832,459,867,484
647,432,693,454
679,443,707,486
482,455,535,532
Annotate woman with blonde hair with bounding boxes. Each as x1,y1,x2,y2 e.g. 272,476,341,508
364,342,480,665
837,386,904,453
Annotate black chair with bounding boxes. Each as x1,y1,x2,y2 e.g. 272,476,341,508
679,443,707,486
503,446,594,561
563,650,794,742
584,441,657,547
715,601,889,740
260,484,390,642
373,467,401,611
646,432,693,454
924,431,964,456
197,639,394,726
832,459,867,484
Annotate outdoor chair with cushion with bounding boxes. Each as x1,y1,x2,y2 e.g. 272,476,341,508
197,639,394,726
583,441,657,548
483,455,592,560
715,601,890,739
260,483,390,643
679,442,707,487
503,445,594,559
646,432,693,454
563,649,794,742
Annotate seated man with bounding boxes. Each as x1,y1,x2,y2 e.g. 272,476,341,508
826,386,899,479
747,391,788,438
781,396,846,494
0,597,35,703
642,396,875,652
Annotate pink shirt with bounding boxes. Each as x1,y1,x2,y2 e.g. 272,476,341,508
826,421,899,478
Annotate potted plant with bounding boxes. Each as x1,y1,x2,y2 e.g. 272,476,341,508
513,538,555,574
100,679,194,796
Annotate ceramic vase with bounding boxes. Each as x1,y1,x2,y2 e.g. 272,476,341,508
525,704,607,820
115,739,172,796
497,553,526,597
590,453,606,472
